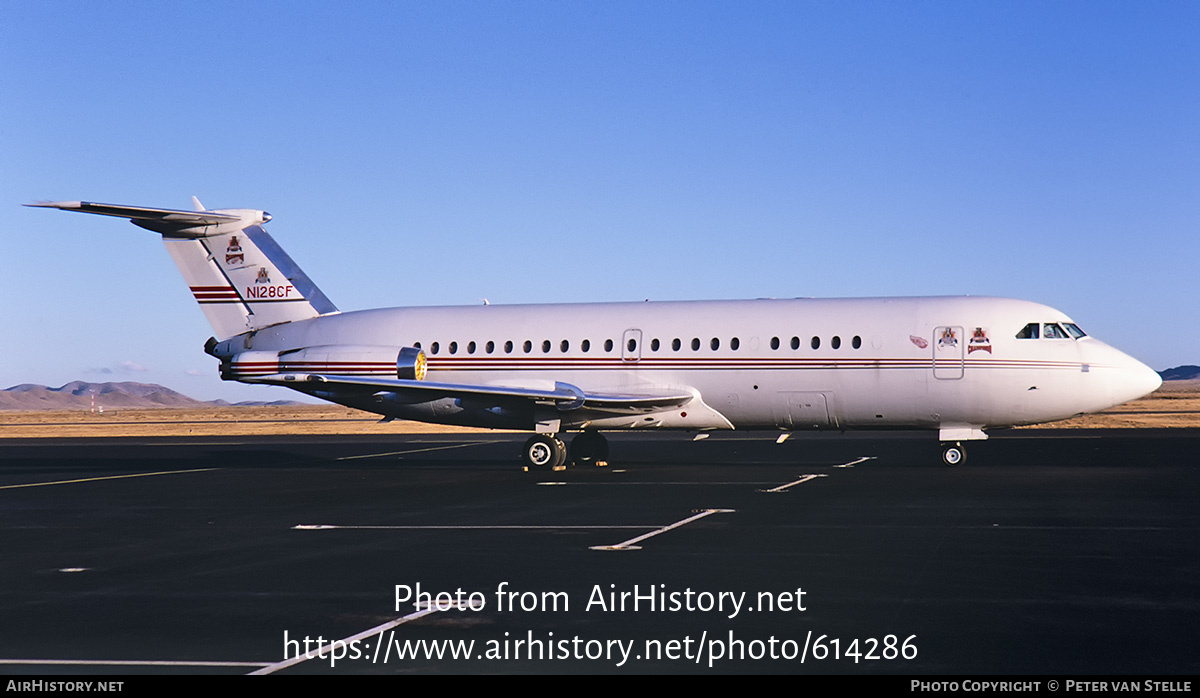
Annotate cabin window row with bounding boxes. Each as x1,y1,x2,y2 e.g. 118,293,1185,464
413,334,865,355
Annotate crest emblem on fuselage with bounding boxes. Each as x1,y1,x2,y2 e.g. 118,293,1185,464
938,327,958,349
968,327,992,354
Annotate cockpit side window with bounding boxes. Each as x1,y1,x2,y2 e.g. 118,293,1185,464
1016,323,1039,339
1062,323,1087,339
1043,323,1069,339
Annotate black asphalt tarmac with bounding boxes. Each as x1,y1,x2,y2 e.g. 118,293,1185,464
0,429,1197,675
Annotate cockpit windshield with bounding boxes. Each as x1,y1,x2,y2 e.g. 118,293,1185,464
1043,323,1069,339
1062,323,1087,338
1015,322,1087,340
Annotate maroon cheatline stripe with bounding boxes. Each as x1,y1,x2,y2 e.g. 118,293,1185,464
234,357,1090,368
226,355,1107,377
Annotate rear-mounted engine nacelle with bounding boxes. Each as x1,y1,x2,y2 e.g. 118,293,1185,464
222,350,280,380
223,344,426,381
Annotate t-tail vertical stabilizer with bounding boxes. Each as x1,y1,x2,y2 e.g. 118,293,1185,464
26,200,337,339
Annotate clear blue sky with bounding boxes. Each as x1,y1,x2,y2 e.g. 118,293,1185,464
3,1,1197,402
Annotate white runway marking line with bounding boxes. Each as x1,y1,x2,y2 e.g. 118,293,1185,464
248,603,465,675
590,508,735,551
759,457,873,492
294,524,652,530
760,474,829,493
0,659,268,668
0,467,217,491
336,441,493,460
539,481,785,486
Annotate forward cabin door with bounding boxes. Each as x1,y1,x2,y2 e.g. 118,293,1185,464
932,326,964,380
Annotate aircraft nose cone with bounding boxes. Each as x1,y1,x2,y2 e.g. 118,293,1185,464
1137,362,1163,397
1116,356,1162,404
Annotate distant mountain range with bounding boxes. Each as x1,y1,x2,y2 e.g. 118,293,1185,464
1159,365,1200,381
0,381,302,410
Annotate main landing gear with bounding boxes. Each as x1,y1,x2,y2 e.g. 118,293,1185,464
523,434,567,469
940,442,966,467
522,431,609,470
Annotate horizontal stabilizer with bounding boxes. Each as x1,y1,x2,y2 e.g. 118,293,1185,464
26,201,240,226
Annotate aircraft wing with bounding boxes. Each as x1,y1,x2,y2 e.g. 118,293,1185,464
244,373,695,415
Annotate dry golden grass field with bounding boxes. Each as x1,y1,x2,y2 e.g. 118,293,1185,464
0,404,492,438
2,382,1197,438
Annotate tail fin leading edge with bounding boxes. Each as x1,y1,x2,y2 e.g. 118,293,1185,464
27,200,337,340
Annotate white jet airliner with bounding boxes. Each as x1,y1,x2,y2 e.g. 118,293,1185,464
29,199,1162,468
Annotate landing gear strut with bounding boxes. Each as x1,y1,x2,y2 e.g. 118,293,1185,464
523,434,567,469
940,442,966,467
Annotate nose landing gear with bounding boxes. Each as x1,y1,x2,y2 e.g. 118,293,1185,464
941,442,966,467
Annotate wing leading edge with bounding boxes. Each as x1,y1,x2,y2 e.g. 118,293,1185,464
244,373,694,415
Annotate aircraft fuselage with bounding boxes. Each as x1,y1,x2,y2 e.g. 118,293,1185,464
212,295,1161,434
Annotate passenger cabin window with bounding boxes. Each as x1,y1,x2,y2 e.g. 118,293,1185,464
770,337,780,350
542,340,552,353
811,336,820,350
672,338,681,351
505,340,514,354
523,340,533,353
581,339,591,352
790,336,800,350
1043,323,1069,339
486,340,495,354
651,338,660,351
431,341,440,355
561,340,570,352
1015,323,1039,339
831,336,841,350
691,338,700,351
852,335,862,349
604,339,614,352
